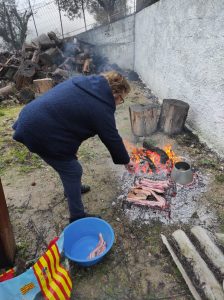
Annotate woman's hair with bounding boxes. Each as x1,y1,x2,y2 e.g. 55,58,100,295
102,71,131,96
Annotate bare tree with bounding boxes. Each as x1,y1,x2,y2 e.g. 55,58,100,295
58,0,127,28
0,0,32,50
58,0,88,31
89,0,127,24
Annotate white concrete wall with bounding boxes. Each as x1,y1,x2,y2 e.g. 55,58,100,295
135,0,224,156
77,15,135,69
78,0,224,156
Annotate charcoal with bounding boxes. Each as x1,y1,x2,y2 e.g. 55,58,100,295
143,141,169,164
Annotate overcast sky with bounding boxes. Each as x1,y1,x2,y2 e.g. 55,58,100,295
17,0,135,40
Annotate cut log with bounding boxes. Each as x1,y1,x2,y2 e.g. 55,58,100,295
143,139,169,164
161,234,202,300
159,99,189,135
33,78,53,95
215,233,224,247
0,66,18,80
31,48,41,64
0,55,14,73
18,87,35,104
48,31,63,47
32,33,55,50
129,104,161,137
0,83,16,98
39,47,63,66
14,60,37,89
191,226,224,275
172,229,224,300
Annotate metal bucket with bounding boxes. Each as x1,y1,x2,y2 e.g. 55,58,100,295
171,161,193,185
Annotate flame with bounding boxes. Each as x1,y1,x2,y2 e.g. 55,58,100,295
124,140,180,174
163,145,180,164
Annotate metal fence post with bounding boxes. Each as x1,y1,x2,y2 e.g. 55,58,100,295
0,178,16,268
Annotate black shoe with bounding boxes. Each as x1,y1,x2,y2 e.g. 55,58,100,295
69,213,101,224
64,184,91,198
81,184,90,194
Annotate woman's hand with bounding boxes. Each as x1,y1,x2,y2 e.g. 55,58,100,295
125,162,136,174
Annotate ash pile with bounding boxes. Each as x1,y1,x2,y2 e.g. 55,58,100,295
0,33,100,104
118,142,216,227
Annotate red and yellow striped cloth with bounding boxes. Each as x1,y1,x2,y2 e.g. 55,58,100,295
0,268,15,282
33,243,72,300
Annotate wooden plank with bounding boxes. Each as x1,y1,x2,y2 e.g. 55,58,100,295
215,233,224,247
191,226,224,275
0,178,16,268
161,234,202,300
172,229,224,300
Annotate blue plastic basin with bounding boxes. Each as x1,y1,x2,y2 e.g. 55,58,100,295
63,217,115,267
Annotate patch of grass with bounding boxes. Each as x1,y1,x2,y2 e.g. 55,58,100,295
217,210,224,232
0,105,43,175
215,174,224,183
197,158,218,169
0,110,5,117
0,144,42,175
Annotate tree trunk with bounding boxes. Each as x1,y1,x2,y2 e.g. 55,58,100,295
81,0,87,31
159,99,189,135
129,104,161,137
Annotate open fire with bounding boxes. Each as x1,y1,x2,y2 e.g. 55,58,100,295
123,141,181,212
124,141,180,175
120,141,212,225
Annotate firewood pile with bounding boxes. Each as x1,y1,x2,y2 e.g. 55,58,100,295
0,32,97,104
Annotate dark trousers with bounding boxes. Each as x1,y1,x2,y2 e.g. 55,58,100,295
40,156,84,218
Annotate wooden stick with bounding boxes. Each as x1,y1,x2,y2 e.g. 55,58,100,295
161,234,202,300
0,178,16,268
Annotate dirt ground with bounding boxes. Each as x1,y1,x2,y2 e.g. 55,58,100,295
1,80,224,300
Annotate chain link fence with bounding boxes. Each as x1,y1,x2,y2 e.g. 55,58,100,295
19,0,136,41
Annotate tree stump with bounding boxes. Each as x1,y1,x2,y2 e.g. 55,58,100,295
33,78,53,96
14,60,37,89
159,99,189,135
129,104,161,137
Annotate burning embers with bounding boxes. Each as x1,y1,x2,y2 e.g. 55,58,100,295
125,177,176,211
125,141,180,175
123,142,180,211
120,142,211,225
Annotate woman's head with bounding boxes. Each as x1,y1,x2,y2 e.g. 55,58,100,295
102,71,131,105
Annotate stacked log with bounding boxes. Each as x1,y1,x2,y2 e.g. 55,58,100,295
0,32,96,100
